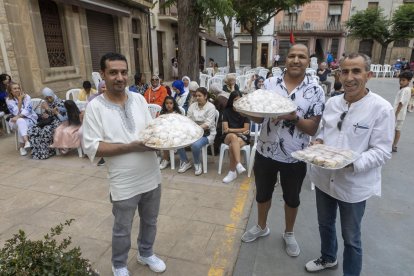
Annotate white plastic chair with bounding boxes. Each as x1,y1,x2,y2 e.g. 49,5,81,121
200,109,220,173
258,69,269,79
245,69,256,75
373,64,382,78
217,138,251,175
147,104,161,119
199,73,210,89
75,101,87,112
205,67,214,77
208,77,224,90
66,89,81,101
91,72,102,89
381,64,393,78
247,123,261,177
236,75,247,92
306,68,317,77
272,67,283,76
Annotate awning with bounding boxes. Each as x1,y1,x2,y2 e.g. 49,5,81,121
54,0,131,17
199,32,227,47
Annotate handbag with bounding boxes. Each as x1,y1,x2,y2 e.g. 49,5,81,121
37,116,54,127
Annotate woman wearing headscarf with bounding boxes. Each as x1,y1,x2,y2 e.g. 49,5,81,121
254,76,265,90
182,81,199,112
143,75,168,106
172,80,188,107
182,76,191,94
28,87,66,159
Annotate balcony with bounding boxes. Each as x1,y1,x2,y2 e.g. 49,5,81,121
275,21,347,36
158,6,178,23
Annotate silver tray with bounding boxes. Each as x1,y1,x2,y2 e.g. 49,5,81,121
234,106,296,118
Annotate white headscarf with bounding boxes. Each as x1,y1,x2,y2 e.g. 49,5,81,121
41,87,56,98
182,76,191,94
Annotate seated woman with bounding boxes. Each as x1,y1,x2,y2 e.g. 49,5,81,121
254,76,265,90
182,76,191,94
182,81,199,113
221,91,250,183
6,82,38,156
50,100,82,154
28,87,66,160
143,75,168,106
178,87,216,176
0,73,11,115
172,80,188,107
222,74,239,93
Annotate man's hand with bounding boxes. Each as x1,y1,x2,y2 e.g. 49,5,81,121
310,138,324,146
277,111,297,121
129,141,156,152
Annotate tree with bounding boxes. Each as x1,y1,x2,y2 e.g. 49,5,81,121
204,0,237,72
346,8,392,64
346,5,414,64
233,0,310,68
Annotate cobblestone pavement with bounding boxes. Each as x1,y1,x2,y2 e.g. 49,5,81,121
234,77,414,276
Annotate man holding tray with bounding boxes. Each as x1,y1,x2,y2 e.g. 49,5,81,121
241,44,325,258
83,53,166,276
305,53,394,275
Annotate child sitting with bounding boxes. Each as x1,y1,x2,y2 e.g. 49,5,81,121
159,96,185,169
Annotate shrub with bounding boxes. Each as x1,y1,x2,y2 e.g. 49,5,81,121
0,219,99,275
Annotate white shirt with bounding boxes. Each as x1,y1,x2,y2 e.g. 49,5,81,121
258,74,325,163
187,101,217,144
82,92,161,201
393,86,411,121
310,91,395,203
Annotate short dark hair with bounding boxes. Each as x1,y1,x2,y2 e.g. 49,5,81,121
342,53,371,71
82,80,92,89
334,82,342,91
100,52,128,71
399,71,413,81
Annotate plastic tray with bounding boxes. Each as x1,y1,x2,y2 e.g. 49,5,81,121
144,132,203,151
234,106,295,118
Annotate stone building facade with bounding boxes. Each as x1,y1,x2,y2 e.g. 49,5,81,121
274,0,352,64
345,0,414,64
0,0,153,98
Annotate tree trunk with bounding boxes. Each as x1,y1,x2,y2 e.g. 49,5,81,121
177,0,201,82
250,24,258,68
223,18,235,73
378,43,389,65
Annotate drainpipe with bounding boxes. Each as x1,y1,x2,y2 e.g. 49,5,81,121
146,11,153,74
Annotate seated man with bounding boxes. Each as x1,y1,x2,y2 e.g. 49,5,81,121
317,62,332,96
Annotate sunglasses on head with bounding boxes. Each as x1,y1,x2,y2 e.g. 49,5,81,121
151,78,159,81
337,111,348,131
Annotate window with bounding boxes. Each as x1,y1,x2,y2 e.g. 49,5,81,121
394,40,409,47
39,0,68,67
328,5,342,27
367,2,379,9
240,43,252,65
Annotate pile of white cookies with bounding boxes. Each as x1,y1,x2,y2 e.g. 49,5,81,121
292,144,358,169
139,113,203,149
234,89,296,114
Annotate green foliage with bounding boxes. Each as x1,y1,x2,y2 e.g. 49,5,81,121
346,8,392,45
392,4,414,39
0,220,98,276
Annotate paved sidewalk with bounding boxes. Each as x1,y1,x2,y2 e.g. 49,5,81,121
234,78,414,276
0,137,254,275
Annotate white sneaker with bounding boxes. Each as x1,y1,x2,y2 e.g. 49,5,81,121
305,257,338,272
24,141,31,149
236,163,246,174
194,163,202,175
223,170,237,183
112,266,129,276
19,147,27,156
178,161,192,173
241,224,270,242
137,254,166,273
159,159,170,170
282,232,300,257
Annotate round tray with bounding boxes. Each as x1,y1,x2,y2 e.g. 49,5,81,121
234,106,296,118
291,150,360,170
144,132,203,151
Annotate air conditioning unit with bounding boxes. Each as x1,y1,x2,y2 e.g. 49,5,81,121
303,21,312,30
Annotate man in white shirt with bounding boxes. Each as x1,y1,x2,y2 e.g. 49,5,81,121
305,53,395,275
82,53,166,276
241,44,325,257
392,71,413,152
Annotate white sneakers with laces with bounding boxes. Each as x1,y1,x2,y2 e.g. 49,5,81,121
241,224,270,242
137,254,166,273
223,170,237,183
305,257,338,272
194,163,202,175
236,163,246,174
177,161,192,173
19,147,27,156
282,232,300,257
24,141,31,149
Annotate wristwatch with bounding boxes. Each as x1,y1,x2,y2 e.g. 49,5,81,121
291,115,300,125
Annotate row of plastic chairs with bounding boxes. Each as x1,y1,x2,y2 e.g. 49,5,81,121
370,64,393,78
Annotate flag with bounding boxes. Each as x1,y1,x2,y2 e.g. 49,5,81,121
289,31,295,45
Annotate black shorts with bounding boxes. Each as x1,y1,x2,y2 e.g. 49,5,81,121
253,152,307,208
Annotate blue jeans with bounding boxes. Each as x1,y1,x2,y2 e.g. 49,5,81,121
315,187,366,276
178,136,209,165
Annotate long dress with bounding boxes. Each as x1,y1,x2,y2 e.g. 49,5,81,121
28,99,65,160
